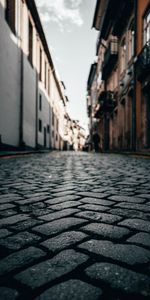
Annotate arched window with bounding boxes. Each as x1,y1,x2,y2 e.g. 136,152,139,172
120,38,126,73
128,19,134,60
143,8,150,45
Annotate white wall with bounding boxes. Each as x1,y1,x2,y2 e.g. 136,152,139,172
22,57,36,148
19,3,36,148
0,1,67,150
0,4,20,147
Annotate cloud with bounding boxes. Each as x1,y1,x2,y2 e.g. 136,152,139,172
35,0,83,30
64,0,83,9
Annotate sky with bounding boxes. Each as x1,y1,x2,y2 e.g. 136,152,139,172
35,0,98,131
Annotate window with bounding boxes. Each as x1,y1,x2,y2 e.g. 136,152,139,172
143,9,150,45
52,130,54,138
120,38,126,73
39,119,42,132
47,125,50,133
45,61,47,89
5,0,16,34
128,19,134,60
48,69,50,96
39,48,42,81
39,94,42,111
28,19,33,65
56,118,59,132
52,110,54,126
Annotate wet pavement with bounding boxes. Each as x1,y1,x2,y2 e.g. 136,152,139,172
0,151,150,300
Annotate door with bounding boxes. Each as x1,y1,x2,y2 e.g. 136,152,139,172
44,127,46,148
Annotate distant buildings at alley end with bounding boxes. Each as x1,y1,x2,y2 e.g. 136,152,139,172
87,0,150,152
0,0,86,151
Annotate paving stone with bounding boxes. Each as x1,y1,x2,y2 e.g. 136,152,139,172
32,217,87,236
19,202,46,213
32,208,53,217
108,208,150,221
80,223,130,240
0,194,23,203
46,195,81,205
25,192,50,198
38,208,80,221
0,287,19,300
15,250,88,289
51,186,76,193
127,232,150,248
0,203,15,211
51,190,75,197
41,231,87,252
35,280,102,300
85,262,150,296
136,194,150,199
118,218,150,232
79,204,109,212
0,214,29,227
0,246,45,275
1,151,150,299
10,218,43,231
50,201,80,211
108,195,145,204
77,192,109,199
79,197,115,207
15,196,50,205
0,229,12,238
135,190,150,194
91,188,111,193
115,202,150,212
78,240,150,265
0,209,17,217
75,211,122,224
0,231,41,250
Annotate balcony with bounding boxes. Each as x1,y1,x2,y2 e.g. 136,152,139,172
102,38,118,80
136,41,150,82
94,91,117,118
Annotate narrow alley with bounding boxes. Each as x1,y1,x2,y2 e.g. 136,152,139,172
0,152,150,299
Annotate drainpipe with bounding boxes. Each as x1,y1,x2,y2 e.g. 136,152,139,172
132,0,137,151
35,71,38,149
19,1,24,149
104,81,109,151
19,48,24,149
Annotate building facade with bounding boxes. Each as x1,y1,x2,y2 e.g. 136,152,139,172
0,0,68,150
136,0,150,149
87,0,150,152
63,114,86,151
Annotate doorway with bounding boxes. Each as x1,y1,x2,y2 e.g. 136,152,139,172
44,127,46,148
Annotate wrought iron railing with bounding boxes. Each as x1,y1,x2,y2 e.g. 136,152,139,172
136,40,150,81
102,38,118,80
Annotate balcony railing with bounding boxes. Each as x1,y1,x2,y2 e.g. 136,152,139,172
94,91,117,118
136,40,150,82
102,38,118,80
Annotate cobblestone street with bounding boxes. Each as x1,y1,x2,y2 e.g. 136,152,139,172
0,151,150,300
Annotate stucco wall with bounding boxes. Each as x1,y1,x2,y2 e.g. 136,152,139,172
0,5,20,146
22,57,36,148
